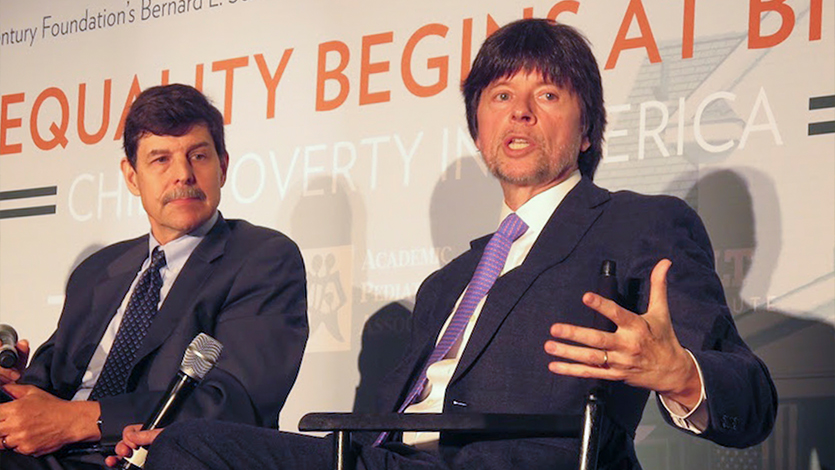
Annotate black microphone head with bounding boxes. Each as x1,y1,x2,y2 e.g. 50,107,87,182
179,333,223,381
0,324,17,343
0,351,16,369
0,324,19,369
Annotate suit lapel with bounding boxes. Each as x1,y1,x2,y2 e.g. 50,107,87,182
414,246,483,361
76,239,148,372
451,179,610,383
133,217,229,363
383,243,485,410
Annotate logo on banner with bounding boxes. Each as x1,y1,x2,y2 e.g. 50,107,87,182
305,246,353,352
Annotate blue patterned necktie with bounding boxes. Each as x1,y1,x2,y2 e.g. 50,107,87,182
89,247,167,401
374,213,528,445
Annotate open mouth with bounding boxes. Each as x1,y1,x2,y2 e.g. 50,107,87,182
506,137,531,151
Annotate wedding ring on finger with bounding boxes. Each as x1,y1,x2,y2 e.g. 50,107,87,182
601,350,609,368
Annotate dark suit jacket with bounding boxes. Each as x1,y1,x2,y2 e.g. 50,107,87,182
21,215,308,442
363,179,777,470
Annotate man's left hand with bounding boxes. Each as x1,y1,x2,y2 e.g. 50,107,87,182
0,384,101,456
104,424,163,467
544,259,702,410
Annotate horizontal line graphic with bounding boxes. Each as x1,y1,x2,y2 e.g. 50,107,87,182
0,205,57,220
808,95,835,136
0,186,58,201
809,95,835,110
808,121,835,136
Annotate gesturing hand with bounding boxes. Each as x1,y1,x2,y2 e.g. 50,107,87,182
544,259,702,409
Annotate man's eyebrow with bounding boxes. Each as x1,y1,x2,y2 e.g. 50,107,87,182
144,141,212,157
146,148,170,157
186,141,213,153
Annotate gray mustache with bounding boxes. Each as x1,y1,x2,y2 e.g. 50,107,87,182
163,187,207,204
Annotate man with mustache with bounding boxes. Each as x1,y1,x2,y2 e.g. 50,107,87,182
0,84,308,469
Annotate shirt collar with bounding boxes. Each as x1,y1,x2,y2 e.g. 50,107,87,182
499,170,581,232
147,211,218,272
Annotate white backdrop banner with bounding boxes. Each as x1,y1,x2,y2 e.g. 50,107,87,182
2,1,833,468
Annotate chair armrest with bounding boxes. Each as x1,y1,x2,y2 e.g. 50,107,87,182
299,412,583,436
299,391,604,470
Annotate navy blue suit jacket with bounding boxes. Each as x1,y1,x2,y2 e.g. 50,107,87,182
21,215,308,442
364,179,776,469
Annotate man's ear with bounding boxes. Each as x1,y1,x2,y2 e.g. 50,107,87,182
121,158,141,196
580,135,591,152
474,132,485,157
219,152,229,186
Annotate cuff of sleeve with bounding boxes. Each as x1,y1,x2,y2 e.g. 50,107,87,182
659,349,709,434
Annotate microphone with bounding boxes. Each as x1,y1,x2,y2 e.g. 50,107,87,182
578,261,618,470
120,333,223,470
597,260,618,333
0,324,19,369
597,260,617,299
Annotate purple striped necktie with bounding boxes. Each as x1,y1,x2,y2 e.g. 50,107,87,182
374,213,528,446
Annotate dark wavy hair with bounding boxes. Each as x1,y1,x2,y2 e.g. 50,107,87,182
123,84,226,167
462,19,606,179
